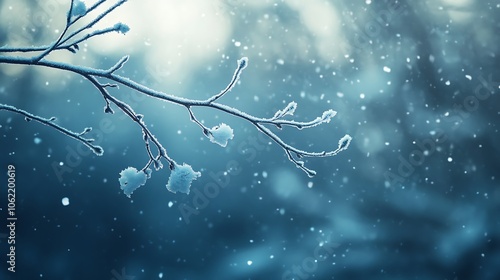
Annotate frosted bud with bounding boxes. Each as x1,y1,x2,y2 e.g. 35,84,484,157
119,167,148,198
166,163,201,194
207,123,234,147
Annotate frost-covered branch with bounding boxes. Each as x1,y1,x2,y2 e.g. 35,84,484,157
0,104,103,155
0,0,351,197
0,0,127,56
206,57,248,103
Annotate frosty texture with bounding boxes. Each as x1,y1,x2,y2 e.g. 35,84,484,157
0,0,351,198
119,167,148,198
166,163,201,194
72,0,87,18
208,123,234,147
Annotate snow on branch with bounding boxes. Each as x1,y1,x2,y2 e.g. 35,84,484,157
0,104,103,156
0,0,351,197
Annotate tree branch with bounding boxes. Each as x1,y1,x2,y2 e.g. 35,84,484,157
0,0,351,196
0,103,103,155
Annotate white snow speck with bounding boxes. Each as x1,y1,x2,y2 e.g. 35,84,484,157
234,41,241,47
247,260,253,266
34,137,42,144
445,80,450,85
448,157,453,162
62,197,70,206
383,66,391,73
465,75,472,80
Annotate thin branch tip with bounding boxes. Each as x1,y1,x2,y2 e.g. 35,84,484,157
106,55,129,74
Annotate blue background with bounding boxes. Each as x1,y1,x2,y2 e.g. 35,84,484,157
1,0,499,279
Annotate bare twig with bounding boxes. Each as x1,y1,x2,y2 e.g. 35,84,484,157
0,103,103,155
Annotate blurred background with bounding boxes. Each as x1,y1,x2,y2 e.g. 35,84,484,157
0,0,499,279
